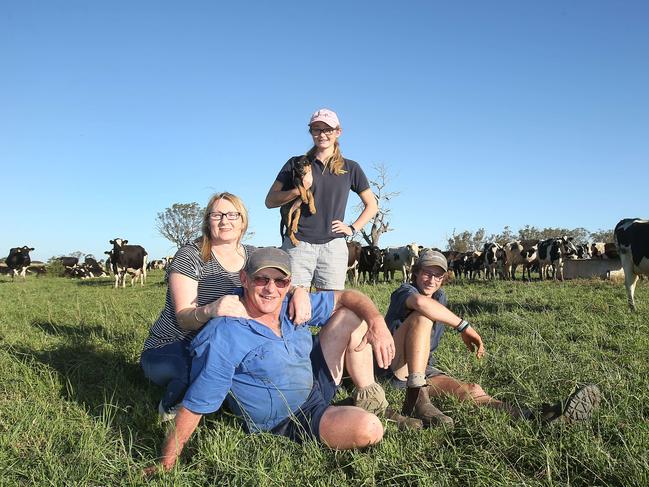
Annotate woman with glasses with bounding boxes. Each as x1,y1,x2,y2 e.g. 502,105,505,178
140,192,311,420
265,108,378,291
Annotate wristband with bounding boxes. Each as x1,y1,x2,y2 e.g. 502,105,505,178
456,319,470,333
348,223,357,235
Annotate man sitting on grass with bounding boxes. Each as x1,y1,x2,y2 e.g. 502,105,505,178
146,247,397,474
383,249,601,428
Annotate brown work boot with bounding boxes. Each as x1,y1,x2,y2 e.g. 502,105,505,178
402,386,454,429
352,382,389,416
384,407,424,431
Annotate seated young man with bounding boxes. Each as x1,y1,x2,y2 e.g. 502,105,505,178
147,247,397,473
383,250,601,428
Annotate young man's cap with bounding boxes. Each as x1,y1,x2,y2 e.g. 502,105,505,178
309,108,340,129
244,247,292,277
416,250,448,272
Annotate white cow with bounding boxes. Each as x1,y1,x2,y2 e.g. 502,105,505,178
382,243,420,283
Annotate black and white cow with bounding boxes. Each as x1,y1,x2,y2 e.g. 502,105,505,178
57,256,80,269
449,252,471,279
107,238,148,288
382,243,419,283
5,246,34,278
614,218,649,310
358,245,383,284
537,236,578,280
483,242,504,279
82,256,108,278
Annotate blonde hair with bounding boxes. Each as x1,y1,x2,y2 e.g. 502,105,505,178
306,140,347,175
198,192,249,262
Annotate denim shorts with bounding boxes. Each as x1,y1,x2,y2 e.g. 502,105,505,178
270,336,336,443
281,237,348,290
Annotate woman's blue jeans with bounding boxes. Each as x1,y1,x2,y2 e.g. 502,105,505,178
140,341,191,411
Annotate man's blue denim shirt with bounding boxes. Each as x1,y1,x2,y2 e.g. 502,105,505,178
182,290,334,432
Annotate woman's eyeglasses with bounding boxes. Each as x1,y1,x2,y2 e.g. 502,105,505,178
252,275,291,288
209,211,241,221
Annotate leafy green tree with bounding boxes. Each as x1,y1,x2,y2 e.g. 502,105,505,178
590,228,614,243
446,228,486,252
156,202,204,249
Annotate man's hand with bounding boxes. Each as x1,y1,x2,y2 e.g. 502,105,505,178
354,317,395,369
288,286,312,325
460,326,485,359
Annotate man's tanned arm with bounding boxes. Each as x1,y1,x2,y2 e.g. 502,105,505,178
332,289,395,368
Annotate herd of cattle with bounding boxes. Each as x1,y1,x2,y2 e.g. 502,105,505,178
2,238,167,289
3,219,649,309
348,238,615,284
346,218,649,310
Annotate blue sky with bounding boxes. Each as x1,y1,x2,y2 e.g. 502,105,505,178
2,1,647,262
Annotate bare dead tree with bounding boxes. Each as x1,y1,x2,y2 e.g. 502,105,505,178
354,163,400,247
156,202,204,249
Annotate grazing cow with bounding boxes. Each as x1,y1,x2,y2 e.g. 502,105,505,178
5,246,35,278
503,240,539,280
382,243,419,282
107,238,148,288
358,245,383,284
537,237,578,280
614,218,649,310
346,241,362,286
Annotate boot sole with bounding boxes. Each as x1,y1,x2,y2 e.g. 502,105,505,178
562,384,601,423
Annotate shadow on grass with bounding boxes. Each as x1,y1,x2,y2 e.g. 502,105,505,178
30,320,138,344
10,340,153,427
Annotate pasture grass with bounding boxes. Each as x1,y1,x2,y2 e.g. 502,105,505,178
1,272,648,486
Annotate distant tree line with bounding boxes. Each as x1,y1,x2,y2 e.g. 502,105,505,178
446,225,615,252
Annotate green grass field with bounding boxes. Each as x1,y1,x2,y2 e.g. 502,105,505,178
1,272,648,486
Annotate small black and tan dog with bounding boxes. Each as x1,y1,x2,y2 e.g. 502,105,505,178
280,155,316,246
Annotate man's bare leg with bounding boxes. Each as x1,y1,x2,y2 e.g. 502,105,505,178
390,312,454,427
317,308,387,415
318,405,383,450
427,375,528,418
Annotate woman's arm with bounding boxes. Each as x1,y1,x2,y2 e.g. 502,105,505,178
287,286,312,324
265,180,301,208
331,188,379,236
170,272,247,330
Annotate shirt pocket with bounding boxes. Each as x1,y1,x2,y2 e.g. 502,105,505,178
240,346,274,382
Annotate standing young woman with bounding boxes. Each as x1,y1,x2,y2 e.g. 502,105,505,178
265,108,378,290
140,192,311,420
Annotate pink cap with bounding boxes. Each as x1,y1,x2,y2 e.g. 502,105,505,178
309,108,340,128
